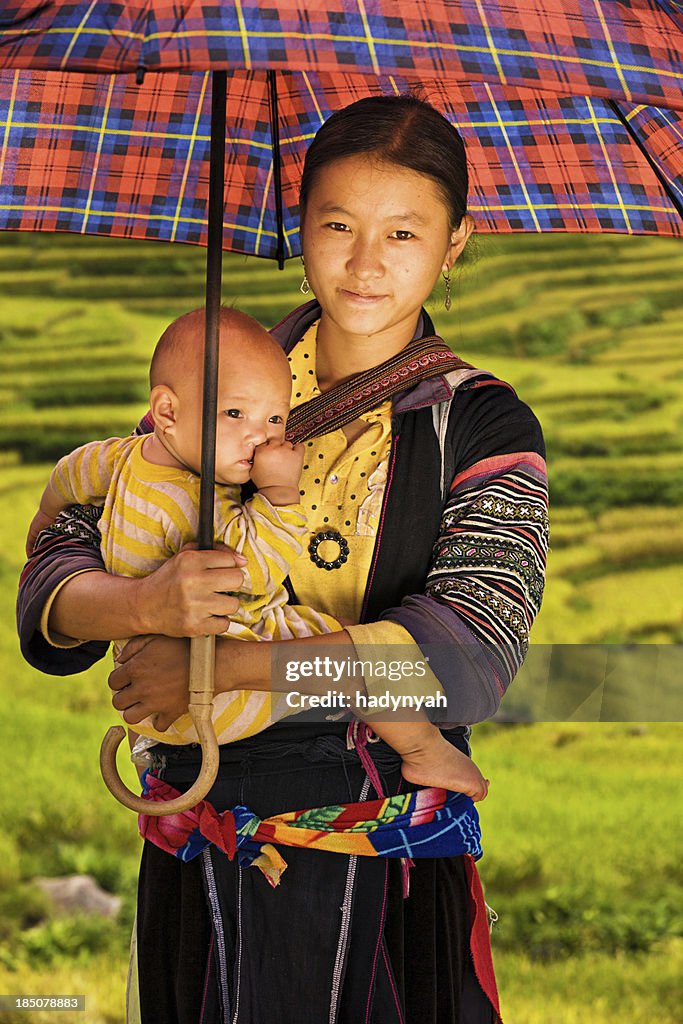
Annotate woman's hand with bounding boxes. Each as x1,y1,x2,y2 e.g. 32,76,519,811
109,635,191,731
135,545,248,637
109,634,272,733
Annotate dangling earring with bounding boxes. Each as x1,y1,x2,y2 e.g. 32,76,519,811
300,255,310,295
442,269,452,311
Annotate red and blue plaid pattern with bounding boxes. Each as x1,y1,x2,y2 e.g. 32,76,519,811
1,1,682,252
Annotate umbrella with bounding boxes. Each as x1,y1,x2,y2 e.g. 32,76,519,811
2,0,683,252
2,1,683,815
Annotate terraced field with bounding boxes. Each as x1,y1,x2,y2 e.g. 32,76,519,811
2,230,682,644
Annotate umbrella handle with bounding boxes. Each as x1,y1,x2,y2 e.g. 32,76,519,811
99,636,220,815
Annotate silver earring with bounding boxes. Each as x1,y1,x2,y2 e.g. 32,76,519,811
300,255,310,295
442,270,452,311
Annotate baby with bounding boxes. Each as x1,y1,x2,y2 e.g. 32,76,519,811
29,307,488,799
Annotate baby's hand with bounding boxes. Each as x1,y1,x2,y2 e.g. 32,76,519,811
26,509,56,556
251,439,304,492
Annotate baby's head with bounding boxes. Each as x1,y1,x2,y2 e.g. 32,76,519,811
149,307,292,484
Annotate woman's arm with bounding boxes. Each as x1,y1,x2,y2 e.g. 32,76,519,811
105,383,548,729
17,506,247,672
108,630,358,731
49,546,247,641
18,507,112,673
371,383,549,722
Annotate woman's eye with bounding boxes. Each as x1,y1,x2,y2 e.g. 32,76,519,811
327,221,349,232
225,409,242,418
392,230,414,240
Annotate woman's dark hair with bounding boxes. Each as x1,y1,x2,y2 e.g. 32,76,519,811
299,95,468,228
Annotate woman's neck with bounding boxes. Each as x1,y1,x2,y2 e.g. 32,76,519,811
314,315,419,391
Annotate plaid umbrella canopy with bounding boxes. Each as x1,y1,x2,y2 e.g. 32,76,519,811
1,0,683,259
2,0,683,813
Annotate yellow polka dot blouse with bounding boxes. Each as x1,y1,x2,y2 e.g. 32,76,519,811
286,327,445,706
286,324,393,627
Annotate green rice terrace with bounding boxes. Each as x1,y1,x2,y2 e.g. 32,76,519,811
0,231,681,1022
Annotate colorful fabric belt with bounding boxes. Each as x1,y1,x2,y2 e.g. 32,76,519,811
138,773,482,888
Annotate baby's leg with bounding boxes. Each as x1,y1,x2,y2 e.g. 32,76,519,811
370,718,489,801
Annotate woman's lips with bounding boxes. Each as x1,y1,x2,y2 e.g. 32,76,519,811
340,289,386,304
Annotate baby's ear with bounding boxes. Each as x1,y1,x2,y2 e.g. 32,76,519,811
150,384,179,432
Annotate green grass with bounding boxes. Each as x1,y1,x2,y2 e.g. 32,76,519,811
0,465,139,1022
472,722,683,1022
494,941,682,1024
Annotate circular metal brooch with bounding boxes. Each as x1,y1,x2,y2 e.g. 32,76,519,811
308,529,349,570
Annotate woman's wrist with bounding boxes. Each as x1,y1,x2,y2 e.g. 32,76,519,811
50,548,245,643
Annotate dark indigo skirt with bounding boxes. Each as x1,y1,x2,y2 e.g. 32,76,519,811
136,726,499,1024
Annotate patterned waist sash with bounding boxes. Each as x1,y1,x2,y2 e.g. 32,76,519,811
138,773,482,888
285,336,471,443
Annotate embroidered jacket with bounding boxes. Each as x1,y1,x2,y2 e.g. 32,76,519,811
17,303,548,724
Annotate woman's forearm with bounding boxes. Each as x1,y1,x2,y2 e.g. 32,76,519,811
50,547,247,643
213,630,362,698
49,570,150,641
110,631,367,731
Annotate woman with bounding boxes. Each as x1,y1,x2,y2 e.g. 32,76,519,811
18,95,549,1023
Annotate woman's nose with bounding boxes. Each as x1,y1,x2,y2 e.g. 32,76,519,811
347,236,383,281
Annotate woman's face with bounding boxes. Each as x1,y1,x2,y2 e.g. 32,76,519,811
301,155,473,351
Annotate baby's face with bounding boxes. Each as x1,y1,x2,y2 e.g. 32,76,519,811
172,346,292,485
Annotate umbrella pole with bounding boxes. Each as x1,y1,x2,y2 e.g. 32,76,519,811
100,71,227,815
267,71,286,270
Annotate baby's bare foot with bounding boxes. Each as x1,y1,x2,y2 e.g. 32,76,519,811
400,734,489,801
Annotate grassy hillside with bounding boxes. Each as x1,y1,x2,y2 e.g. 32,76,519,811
1,231,681,1022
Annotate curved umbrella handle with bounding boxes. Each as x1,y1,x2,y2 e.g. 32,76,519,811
99,636,219,815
